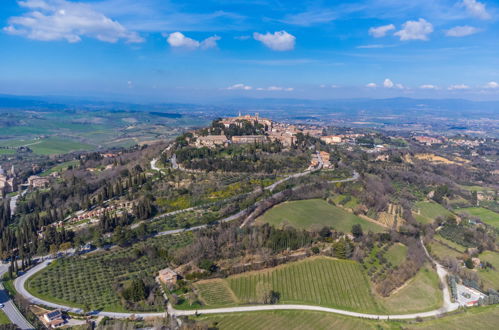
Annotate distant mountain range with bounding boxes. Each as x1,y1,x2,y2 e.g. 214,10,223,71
0,94,497,117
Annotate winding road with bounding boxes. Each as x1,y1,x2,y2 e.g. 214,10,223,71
9,149,457,322
13,234,459,321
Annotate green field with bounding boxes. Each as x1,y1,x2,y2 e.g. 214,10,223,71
28,137,94,155
456,207,499,228
195,257,381,313
0,149,15,155
190,310,386,330
478,251,499,291
413,201,454,224
0,310,10,325
26,234,192,312
256,199,385,233
433,235,466,253
377,265,442,314
332,194,359,209
429,240,463,260
385,243,408,267
40,160,80,176
411,305,499,330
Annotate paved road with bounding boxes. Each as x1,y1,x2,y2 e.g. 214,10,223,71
0,264,34,329
14,234,459,321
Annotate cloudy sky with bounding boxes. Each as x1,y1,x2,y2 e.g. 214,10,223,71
1,0,499,102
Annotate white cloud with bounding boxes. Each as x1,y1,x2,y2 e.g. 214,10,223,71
394,18,433,41
166,32,220,50
368,24,395,38
366,83,377,88
460,0,491,20
280,9,336,26
420,84,438,89
485,81,499,88
253,31,295,51
395,83,404,89
227,83,252,90
448,84,470,90
445,25,479,37
4,0,143,43
267,86,294,91
383,78,394,88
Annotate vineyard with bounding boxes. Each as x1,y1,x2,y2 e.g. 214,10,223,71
26,233,192,312
192,310,381,330
195,257,381,313
194,279,238,306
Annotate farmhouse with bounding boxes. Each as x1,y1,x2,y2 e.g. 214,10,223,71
42,310,65,328
28,175,50,188
157,267,178,285
195,135,229,148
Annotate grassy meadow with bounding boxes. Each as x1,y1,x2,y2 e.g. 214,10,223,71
0,310,10,325
478,251,499,291
377,265,442,314
456,207,499,229
385,243,408,267
256,199,385,233
413,201,454,224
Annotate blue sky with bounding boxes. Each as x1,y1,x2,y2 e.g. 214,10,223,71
1,0,499,102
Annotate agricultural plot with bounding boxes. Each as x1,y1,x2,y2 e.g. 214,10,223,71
377,265,442,314
385,243,408,267
410,305,499,330
429,240,463,260
456,207,499,229
413,201,454,224
256,199,385,233
194,279,238,306
26,233,192,312
40,160,80,176
28,137,94,155
433,235,466,253
196,257,381,313
478,251,499,291
332,194,359,209
191,310,382,330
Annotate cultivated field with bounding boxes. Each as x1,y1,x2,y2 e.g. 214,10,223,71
377,265,442,314
191,310,384,330
413,201,454,224
256,199,385,233
429,240,463,260
385,243,408,267
195,256,381,313
478,251,499,291
26,233,192,312
195,279,238,307
456,207,499,229
410,305,499,330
